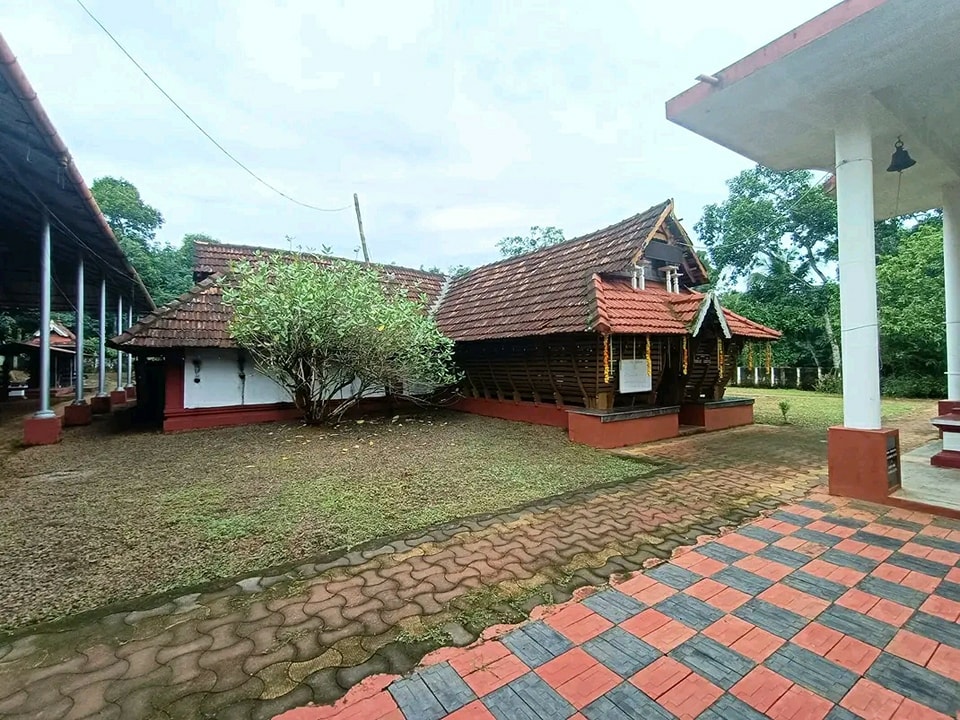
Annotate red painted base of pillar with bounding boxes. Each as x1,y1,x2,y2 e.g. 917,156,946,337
125,386,136,400
678,402,754,431
567,412,679,449
931,450,960,469
63,402,93,426
23,415,62,446
90,395,111,414
453,397,569,428
938,400,960,415
827,426,900,502
110,390,128,407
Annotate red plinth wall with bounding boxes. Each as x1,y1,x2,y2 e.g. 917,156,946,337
125,386,137,400
90,395,111,414
63,402,93,426
163,404,302,432
453,397,569,428
827,426,900,502
109,389,128,407
678,403,754,431
23,415,62,445
568,412,678,449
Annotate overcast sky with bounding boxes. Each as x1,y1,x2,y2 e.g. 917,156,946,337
5,0,836,270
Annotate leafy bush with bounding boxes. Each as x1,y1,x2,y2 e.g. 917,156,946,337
881,374,945,399
778,400,791,424
814,372,843,395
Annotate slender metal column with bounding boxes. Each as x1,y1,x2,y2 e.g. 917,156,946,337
74,255,85,405
116,296,124,390
35,215,54,418
97,278,107,397
943,184,960,400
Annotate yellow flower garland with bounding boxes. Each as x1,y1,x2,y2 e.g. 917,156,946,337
682,336,689,375
717,337,724,378
747,343,754,371
766,343,773,373
603,334,611,384
645,335,652,377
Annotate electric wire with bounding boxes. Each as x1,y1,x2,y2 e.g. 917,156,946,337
74,0,351,214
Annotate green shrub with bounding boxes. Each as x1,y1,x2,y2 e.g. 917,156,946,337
778,400,791,424
881,374,945,399
814,372,843,395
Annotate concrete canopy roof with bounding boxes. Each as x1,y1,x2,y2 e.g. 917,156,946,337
666,0,960,219
0,33,154,313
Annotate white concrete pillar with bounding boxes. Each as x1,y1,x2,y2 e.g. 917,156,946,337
35,215,54,419
796,367,801,388
943,184,960,400
736,367,742,385
126,300,133,387
74,255,85,405
116,296,124,391
770,366,775,387
754,366,759,386
835,118,881,429
97,278,107,397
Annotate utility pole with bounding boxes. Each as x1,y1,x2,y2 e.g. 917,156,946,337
353,192,370,262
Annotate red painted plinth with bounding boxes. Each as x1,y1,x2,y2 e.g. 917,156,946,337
931,450,960,469
678,403,754,431
568,412,678,449
125,386,136,400
109,390,128,407
90,395,111,414
827,426,900,502
23,415,62,445
163,403,301,432
454,397,569,428
63,402,93,426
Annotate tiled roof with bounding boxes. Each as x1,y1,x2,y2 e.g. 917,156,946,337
112,249,446,349
593,277,781,340
435,201,677,341
193,242,445,305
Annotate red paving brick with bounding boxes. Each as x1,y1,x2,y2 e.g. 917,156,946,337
642,619,696,653
443,702,496,720
620,608,671,638
926,644,960,682
840,678,905,720
866,598,913,627
703,585,751,612
552,661,620,708
730,665,793,713
792,622,844,656
837,588,881,613
826,635,881,674
630,656,691,699
656,671,723,719
767,684,833,720
461,654,528,696
730,626,785,663
702,615,753,646
684,578,726,601
885,629,939,667
919,595,960,622
890,698,953,720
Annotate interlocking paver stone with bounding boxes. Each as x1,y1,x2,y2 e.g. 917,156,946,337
875,516,924,533
418,662,476,713
851,531,904,550
483,673,573,720
793,528,842,547
818,605,898,647
740,526,782,544
757,546,810,569
865,651,960,715
582,628,659,677
905,611,960,649
913,534,960,554
886,552,952,577
858,576,927,608
935,580,960,602
669,635,753,690
501,622,573,668
696,543,747,564
823,515,867,530
782,571,847,602
582,681,673,720
821,549,879,573
733,599,807,639
712,567,773,596
770,511,813,527
765,643,858,702
645,564,701,590
389,674,446,720
655,595,724,631
581,590,645,624
699,692,770,719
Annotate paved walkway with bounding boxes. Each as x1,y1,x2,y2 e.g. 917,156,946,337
280,494,960,720
0,426,827,720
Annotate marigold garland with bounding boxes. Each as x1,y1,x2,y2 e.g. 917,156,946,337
682,336,689,375
717,337,724,378
766,343,773,374
747,343,754,371
645,335,652,377
603,334,611,384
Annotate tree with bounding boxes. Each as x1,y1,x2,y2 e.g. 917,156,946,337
498,226,565,258
222,253,459,424
420,264,472,278
697,166,842,368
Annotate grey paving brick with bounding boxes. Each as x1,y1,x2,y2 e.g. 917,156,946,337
418,662,476,713
669,635,754,690
818,605,897,647
858,576,927,608
583,627,659,677
389,674,446,720
733,599,807,639
851,530,904,550
489,673,574,720
646,564,701,590
935,580,960,602
932,516,960,531
782,571,847,601
699,694,770,720
799,500,835,512
582,589,645,624
697,542,747,564
655,594,724,631
821,549,879,573
823,707,861,720
712,567,774,596
913,534,960,554
770,511,813,527
501,622,573,668
740,525,782,544
757,545,809,568
794,528,841,547
582,682,674,720
905,611,960,649
876,516,924,533
887,552,951,578
766,643,858,702
866,652,960,716
822,515,868,529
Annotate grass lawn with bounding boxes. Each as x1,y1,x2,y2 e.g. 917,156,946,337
735,387,934,429
0,411,654,631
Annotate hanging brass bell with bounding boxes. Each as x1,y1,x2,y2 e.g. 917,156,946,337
886,137,916,173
